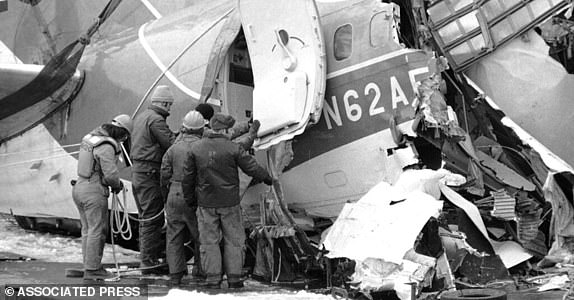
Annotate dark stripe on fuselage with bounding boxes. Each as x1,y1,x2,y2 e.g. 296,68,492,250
290,50,429,168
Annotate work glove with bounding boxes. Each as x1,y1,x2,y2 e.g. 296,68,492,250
112,181,124,194
249,120,261,135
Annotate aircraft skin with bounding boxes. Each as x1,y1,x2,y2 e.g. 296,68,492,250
0,0,429,228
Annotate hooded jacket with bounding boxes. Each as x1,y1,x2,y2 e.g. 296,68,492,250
130,105,176,172
183,130,271,208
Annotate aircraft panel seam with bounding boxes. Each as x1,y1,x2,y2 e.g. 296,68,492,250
326,48,413,79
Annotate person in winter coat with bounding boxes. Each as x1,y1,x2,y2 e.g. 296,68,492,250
72,114,132,280
182,113,273,289
160,111,206,285
130,85,176,273
194,103,260,150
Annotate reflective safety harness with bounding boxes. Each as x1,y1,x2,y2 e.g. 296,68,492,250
77,134,120,178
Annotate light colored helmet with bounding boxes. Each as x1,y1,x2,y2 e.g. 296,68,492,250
111,114,133,135
182,111,205,129
151,85,175,103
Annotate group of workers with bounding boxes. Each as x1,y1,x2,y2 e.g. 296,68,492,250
71,85,273,288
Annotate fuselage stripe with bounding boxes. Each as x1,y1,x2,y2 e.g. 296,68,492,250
139,0,162,19
326,48,413,79
137,23,201,100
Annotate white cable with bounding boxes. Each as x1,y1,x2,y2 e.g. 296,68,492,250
111,190,132,241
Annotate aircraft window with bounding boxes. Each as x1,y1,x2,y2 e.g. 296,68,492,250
370,12,393,48
334,24,352,61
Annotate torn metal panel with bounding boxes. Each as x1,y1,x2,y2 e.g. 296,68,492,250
538,274,570,292
416,75,465,139
456,206,495,254
455,250,511,285
440,184,532,268
541,172,574,265
465,48,574,171
440,227,483,259
544,172,574,238
477,151,536,191
321,170,447,299
351,257,432,300
517,210,543,243
523,231,548,258
426,0,571,71
491,189,517,221
435,252,457,292
322,186,442,263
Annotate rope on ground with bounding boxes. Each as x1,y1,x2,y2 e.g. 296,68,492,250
108,192,124,282
107,191,169,279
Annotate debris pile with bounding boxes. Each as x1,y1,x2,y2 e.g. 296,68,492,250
245,1,574,299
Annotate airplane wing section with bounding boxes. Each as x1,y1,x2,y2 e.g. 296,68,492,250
0,62,83,143
239,0,326,150
0,0,123,143
0,63,44,99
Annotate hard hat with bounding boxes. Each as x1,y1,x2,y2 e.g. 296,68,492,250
111,114,133,135
151,85,175,103
182,111,205,129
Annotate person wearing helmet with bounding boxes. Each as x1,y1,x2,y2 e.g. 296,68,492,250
130,85,177,274
160,110,206,285
72,114,132,281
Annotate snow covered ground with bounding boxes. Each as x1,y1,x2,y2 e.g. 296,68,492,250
0,213,333,300
0,213,138,264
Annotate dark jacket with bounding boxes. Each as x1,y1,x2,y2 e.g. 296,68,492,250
183,130,271,208
160,131,202,206
130,105,176,172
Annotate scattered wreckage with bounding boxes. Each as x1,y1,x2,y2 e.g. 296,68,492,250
241,1,574,299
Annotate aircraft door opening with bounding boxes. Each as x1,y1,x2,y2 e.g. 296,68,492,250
221,31,255,125
239,0,326,150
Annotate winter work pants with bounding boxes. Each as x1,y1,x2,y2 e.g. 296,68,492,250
132,169,165,263
72,181,109,271
197,205,245,284
165,182,202,276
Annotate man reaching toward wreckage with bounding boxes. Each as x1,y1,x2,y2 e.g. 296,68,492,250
183,113,273,289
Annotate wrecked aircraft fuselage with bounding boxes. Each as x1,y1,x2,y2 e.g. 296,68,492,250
2,0,574,299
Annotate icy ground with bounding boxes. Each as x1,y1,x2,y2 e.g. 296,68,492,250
0,213,138,264
0,214,333,300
